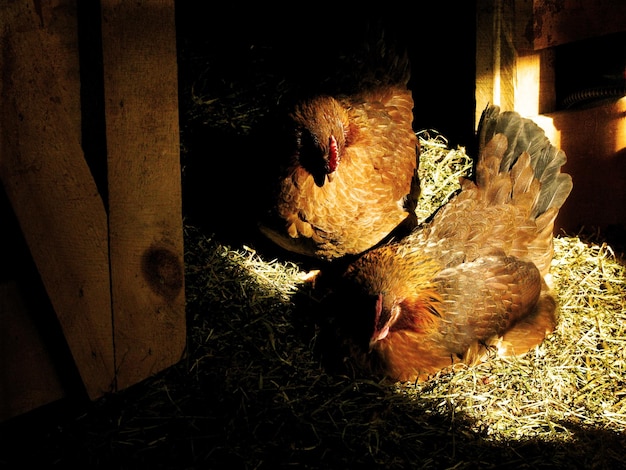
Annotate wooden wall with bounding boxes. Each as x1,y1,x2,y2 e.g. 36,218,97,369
476,0,626,238
0,0,186,421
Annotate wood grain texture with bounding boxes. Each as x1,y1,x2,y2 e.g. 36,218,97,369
100,0,186,390
533,0,626,49
538,100,626,234
0,0,115,399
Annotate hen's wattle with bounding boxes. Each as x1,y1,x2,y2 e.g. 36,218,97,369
321,105,573,382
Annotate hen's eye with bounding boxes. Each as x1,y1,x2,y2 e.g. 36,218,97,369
299,129,322,154
297,129,327,174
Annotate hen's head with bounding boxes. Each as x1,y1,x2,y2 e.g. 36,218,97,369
291,96,352,187
337,247,443,351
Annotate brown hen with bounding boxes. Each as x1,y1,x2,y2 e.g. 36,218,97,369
257,53,420,261
321,105,573,382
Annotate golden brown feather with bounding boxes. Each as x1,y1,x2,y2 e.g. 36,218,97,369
257,46,420,261
320,105,573,382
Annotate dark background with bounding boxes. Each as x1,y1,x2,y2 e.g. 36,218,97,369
174,4,478,147
174,4,478,247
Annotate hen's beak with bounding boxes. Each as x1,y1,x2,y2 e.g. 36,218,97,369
370,325,390,350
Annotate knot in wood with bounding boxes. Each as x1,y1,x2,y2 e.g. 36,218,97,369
141,246,183,301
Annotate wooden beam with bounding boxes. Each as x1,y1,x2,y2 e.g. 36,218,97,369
100,0,186,391
533,99,626,235
476,0,558,118
533,0,626,49
0,1,115,399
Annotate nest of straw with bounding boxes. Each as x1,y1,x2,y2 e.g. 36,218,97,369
7,131,623,469
179,137,626,469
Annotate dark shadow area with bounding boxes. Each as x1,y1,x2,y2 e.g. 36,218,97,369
551,112,626,260
176,5,477,259
550,31,625,259
76,0,108,206
555,31,626,110
0,186,89,410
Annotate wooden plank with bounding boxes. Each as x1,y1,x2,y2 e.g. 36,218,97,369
476,0,559,118
100,0,186,390
533,0,626,49
476,0,536,121
0,1,115,399
537,48,556,114
532,99,626,235
476,0,500,120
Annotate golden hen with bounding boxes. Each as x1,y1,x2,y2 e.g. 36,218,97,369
319,105,573,382
257,45,420,261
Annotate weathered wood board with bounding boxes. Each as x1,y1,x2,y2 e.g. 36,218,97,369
0,0,186,416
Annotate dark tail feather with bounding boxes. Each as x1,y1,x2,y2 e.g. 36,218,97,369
477,105,573,219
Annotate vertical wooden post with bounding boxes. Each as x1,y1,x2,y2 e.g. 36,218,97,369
1,0,186,413
0,0,115,399
100,0,186,390
476,0,540,119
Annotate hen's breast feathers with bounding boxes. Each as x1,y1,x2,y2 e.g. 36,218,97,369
266,87,419,259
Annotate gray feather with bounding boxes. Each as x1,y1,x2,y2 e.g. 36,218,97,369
477,105,573,219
